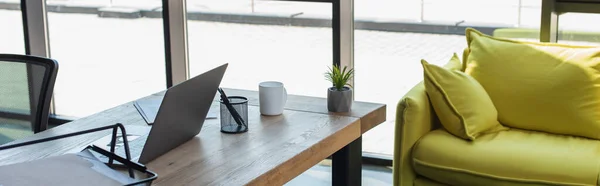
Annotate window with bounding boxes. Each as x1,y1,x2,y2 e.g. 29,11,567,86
0,7,24,54
558,13,600,46
187,0,332,98
423,0,534,25
47,5,166,117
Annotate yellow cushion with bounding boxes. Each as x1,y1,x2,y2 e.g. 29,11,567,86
462,47,470,71
422,58,505,140
412,129,600,185
442,53,463,71
465,28,600,140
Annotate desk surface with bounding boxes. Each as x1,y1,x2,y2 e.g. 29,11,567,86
0,88,386,185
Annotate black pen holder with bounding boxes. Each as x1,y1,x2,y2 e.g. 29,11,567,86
220,96,249,133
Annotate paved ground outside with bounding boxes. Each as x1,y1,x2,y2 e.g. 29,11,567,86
2,2,600,156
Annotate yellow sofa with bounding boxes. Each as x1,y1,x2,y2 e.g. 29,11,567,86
394,82,600,186
393,29,600,186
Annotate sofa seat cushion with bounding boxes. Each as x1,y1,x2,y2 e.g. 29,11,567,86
412,129,600,186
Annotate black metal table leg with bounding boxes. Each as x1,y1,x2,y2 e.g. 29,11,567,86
332,136,362,186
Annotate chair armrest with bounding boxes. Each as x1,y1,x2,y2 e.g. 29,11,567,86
393,82,439,186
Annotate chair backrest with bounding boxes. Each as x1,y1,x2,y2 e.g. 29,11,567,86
0,54,58,144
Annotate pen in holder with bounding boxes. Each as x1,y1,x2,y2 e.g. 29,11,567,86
220,96,249,133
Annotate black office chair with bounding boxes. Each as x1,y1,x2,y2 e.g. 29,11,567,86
0,54,58,145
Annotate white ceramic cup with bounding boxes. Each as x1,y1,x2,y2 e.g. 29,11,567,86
259,81,287,115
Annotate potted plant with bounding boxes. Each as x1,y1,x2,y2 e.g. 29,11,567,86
325,65,354,112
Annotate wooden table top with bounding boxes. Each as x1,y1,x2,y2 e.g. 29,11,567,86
0,88,386,185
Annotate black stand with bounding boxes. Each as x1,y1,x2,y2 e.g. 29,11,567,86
332,136,362,186
0,123,157,185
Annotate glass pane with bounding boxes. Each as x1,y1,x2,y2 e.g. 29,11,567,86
48,2,166,117
187,0,331,97
355,0,542,156
558,13,600,46
0,6,25,54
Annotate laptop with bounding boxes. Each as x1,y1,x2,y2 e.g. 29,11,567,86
94,64,227,164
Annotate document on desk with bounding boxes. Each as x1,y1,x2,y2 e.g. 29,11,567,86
0,150,137,186
134,95,219,125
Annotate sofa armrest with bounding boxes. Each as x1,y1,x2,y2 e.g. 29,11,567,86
393,82,439,186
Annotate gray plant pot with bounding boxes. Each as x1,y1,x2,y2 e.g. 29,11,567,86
327,87,353,112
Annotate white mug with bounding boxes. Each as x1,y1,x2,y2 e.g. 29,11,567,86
259,81,287,115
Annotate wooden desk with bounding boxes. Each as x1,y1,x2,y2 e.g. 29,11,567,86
0,88,386,186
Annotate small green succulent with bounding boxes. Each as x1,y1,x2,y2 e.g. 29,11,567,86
325,65,354,91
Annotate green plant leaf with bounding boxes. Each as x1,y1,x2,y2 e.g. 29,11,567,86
324,64,354,91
